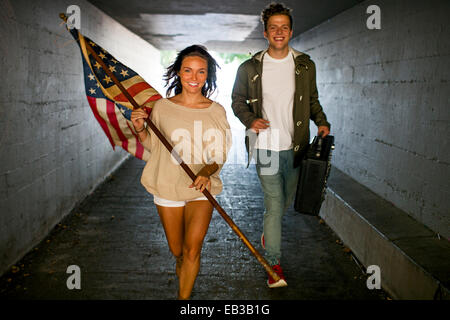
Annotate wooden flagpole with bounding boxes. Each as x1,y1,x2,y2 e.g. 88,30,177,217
60,13,280,283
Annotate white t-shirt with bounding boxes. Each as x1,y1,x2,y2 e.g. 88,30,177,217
256,52,295,151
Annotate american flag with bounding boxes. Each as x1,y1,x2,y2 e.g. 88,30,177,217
68,28,162,161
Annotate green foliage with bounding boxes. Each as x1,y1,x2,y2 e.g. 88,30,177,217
160,50,251,69
218,53,251,64
160,50,177,69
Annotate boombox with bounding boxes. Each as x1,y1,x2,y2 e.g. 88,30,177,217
294,134,335,216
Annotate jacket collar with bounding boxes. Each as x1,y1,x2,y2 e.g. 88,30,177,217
253,47,306,62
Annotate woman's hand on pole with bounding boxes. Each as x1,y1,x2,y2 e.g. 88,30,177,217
131,109,149,132
189,176,211,193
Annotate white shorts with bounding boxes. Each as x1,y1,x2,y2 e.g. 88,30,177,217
153,195,215,207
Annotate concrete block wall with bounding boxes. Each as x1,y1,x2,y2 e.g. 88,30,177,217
0,0,163,276
291,0,450,239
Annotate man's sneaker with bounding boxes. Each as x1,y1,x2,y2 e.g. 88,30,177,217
267,264,288,288
261,233,265,249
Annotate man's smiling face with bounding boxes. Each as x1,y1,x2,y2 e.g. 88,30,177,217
264,14,293,52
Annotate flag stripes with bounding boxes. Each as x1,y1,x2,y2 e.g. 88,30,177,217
69,28,162,161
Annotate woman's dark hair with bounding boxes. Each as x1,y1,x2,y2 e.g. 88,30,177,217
261,2,293,31
164,45,219,98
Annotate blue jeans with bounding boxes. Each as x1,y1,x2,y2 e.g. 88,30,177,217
255,149,300,266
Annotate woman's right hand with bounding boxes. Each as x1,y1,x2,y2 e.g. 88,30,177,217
131,109,149,132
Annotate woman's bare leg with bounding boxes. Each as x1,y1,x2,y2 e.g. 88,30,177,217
156,205,185,266
178,200,213,299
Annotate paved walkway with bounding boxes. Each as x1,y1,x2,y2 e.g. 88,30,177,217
0,157,389,300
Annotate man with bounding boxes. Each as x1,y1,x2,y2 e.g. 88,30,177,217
231,3,330,288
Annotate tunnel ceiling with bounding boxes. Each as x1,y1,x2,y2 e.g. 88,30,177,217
88,0,364,53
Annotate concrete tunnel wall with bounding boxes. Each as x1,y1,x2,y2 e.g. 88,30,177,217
290,0,450,239
0,0,163,276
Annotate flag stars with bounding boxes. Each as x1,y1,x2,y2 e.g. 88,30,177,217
89,88,96,95
103,75,112,84
108,65,117,73
110,58,118,64
94,61,102,69
120,69,129,77
88,73,95,81
98,52,107,60
89,41,97,47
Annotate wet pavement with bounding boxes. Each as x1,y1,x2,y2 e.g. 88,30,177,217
0,157,390,300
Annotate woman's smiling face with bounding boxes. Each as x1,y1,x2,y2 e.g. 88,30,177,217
178,55,208,94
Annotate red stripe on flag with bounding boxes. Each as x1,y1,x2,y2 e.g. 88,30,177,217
135,136,144,160
113,82,152,102
106,100,128,151
127,122,145,160
87,96,115,149
143,93,163,105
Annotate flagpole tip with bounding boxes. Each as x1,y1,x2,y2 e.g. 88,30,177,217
59,13,68,22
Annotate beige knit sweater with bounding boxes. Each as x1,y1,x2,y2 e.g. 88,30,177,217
140,98,231,201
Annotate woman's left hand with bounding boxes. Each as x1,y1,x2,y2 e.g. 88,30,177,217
189,175,211,192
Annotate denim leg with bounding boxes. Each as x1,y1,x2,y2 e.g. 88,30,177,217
256,149,285,266
256,149,300,266
283,150,301,211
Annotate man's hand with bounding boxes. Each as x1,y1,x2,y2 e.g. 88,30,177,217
250,118,270,133
318,126,330,138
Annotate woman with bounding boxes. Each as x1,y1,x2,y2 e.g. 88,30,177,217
131,45,231,300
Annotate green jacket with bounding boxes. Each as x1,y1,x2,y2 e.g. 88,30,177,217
231,47,331,167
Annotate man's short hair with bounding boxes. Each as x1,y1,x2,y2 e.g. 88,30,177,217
261,2,293,31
